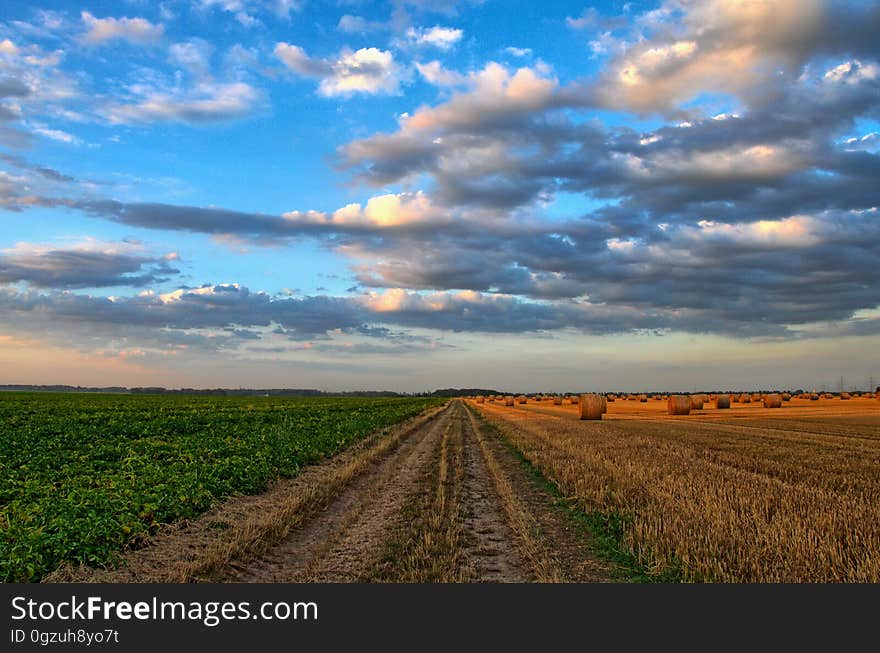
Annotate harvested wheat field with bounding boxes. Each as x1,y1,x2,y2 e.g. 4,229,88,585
470,396,880,582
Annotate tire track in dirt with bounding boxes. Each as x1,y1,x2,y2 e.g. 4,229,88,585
457,402,530,581
361,401,609,582
463,404,611,582
230,400,533,582
224,402,453,582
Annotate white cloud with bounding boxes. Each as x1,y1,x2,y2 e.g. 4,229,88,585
29,123,82,145
168,40,214,79
281,192,440,229
274,43,333,77
195,0,302,26
415,60,467,87
405,26,463,50
337,15,387,34
683,215,822,248
0,39,20,56
504,46,532,58
824,60,878,85
565,7,601,30
275,44,402,97
103,82,261,124
360,288,486,314
80,11,164,46
401,63,558,132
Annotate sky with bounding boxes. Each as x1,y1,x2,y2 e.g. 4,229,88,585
0,0,878,393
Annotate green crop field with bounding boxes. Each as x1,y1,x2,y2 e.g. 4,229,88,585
0,392,441,582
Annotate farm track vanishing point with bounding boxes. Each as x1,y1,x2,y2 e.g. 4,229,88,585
52,400,610,583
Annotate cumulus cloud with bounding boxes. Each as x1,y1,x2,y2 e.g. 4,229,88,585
275,43,403,96
340,61,595,205
585,0,880,114
286,191,439,228
415,60,468,87
80,11,164,46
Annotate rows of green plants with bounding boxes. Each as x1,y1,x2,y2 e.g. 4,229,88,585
0,392,441,581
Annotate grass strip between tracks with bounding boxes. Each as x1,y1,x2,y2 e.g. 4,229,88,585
472,412,682,583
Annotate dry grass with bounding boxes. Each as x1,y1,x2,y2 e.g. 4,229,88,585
382,414,469,582
474,399,880,582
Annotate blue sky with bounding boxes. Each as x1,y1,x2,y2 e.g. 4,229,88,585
1,0,879,392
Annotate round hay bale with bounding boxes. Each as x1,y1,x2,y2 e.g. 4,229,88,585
716,394,731,409
763,394,782,408
639,394,648,403
606,394,616,402
740,394,751,403
476,395,485,403
553,395,563,405
517,395,527,404
782,393,791,401
810,393,819,400
668,395,691,415
840,392,851,400
578,393,605,420
690,394,705,410
504,395,514,406
654,395,663,401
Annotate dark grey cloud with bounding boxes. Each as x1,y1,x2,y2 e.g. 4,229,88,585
0,284,365,351
0,244,179,289
0,153,75,183
0,77,30,99
0,265,874,361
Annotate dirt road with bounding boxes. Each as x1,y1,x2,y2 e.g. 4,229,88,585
50,400,609,583
222,400,609,582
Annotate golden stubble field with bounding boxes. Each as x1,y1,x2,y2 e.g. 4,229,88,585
470,395,880,582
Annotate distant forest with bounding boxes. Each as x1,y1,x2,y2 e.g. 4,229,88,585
0,384,504,397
